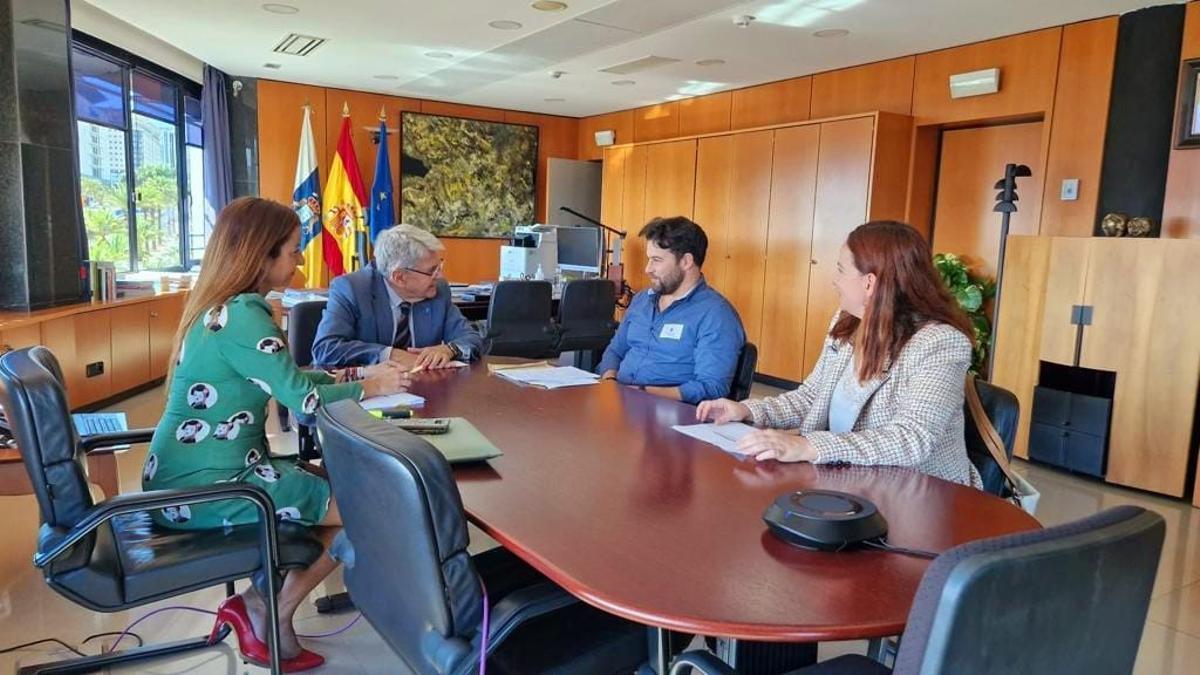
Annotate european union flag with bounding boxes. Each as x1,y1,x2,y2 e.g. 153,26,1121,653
368,119,394,245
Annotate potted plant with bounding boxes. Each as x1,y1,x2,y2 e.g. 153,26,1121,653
933,253,995,373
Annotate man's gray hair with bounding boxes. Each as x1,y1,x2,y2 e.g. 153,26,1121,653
375,224,445,276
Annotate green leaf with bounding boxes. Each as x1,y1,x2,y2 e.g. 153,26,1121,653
955,285,983,312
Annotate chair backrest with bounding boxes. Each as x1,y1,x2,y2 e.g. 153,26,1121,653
317,400,482,675
729,342,757,402
0,347,92,530
485,280,558,358
963,376,1019,497
555,279,617,353
893,505,1165,675
288,300,328,368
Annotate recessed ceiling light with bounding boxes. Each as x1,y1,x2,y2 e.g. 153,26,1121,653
373,74,399,80
696,58,725,67
488,20,523,30
532,1,568,10
261,3,299,14
611,80,635,86
813,28,850,38
544,97,566,102
424,51,454,59
263,63,282,69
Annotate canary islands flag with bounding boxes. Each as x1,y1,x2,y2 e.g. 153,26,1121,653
322,105,369,276
292,106,326,288
368,117,394,245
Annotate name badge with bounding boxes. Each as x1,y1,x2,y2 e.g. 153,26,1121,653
659,323,684,340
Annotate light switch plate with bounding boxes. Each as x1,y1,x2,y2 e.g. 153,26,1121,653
1060,178,1080,201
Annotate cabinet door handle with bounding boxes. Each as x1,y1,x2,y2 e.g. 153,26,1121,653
810,259,818,265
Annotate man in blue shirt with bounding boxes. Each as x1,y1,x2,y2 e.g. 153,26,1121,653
597,216,745,404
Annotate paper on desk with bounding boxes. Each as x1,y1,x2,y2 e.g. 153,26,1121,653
493,365,600,389
672,422,757,455
360,392,426,411
486,360,553,373
409,360,469,373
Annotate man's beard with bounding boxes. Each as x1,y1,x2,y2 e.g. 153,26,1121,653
650,267,684,294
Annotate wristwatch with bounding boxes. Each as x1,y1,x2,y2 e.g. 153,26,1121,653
445,342,463,360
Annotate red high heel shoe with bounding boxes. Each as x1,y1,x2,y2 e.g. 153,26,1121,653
208,595,326,672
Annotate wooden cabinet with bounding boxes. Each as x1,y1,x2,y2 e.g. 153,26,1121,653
149,294,185,379
1038,237,1090,366
42,312,113,409
110,304,150,395
723,131,775,347
759,125,819,380
0,324,41,353
620,145,649,289
693,136,734,293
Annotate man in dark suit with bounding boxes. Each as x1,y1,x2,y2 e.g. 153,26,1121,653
312,224,483,370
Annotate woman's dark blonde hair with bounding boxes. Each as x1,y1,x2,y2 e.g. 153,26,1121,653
168,197,299,372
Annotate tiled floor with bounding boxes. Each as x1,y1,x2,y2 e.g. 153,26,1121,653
1,382,1197,673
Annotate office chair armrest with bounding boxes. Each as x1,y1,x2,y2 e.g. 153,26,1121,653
669,650,737,675
485,581,578,653
34,483,278,569
80,427,156,453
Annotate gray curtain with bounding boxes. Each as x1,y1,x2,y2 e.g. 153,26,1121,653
201,64,233,233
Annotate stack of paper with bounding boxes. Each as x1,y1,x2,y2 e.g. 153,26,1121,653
492,364,600,389
671,422,757,455
360,392,426,410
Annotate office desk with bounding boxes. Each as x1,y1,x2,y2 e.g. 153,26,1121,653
409,363,1039,667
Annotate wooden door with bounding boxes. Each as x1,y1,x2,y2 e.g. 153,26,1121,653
1081,239,1200,497
620,145,649,289
149,294,186,380
1038,237,1090,366
802,117,874,376
759,126,820,380
693,136,734,294
931,122,1045,279
110,303,150,394
723,130,775,347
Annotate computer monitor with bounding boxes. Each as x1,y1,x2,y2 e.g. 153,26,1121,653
556,225,602,273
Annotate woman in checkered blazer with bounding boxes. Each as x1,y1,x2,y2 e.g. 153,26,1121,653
697,221,982,488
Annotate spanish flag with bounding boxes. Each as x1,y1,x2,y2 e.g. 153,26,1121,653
321,103,369,276
292,105,327,288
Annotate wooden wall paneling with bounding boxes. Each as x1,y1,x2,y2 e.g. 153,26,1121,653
1081,239,1200,496
989,235,1052,459
1039,17,1118,238
723,130,776,347
693,137,734,294
802,117,875,376
905,125,940,238
110,303,150,394
578,110,635,161
930,122,1045,279
418,100,505,122
867,113,914,222
256,80,328,206
600,146,629,236
1161,1,1200,238
678,92,732,137
620,145,649,289
912,28,1063,124
759,126,820,380
1037,236,1090,366
149,294,185,380
442,239,503,283
633,103,681,142
0,324,41,352
810,57,916,119
641,139,699,288
505,111,581,223
730,78,812,130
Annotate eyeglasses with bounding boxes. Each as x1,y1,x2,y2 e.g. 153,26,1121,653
403,260,445,278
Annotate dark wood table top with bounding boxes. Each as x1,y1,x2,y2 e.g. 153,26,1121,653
410,361,1040,642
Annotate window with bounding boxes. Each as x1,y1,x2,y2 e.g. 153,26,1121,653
71,37,204,273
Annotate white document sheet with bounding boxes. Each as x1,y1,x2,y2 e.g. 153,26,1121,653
360,392,426,410
494,365,600,389
671,422,758,455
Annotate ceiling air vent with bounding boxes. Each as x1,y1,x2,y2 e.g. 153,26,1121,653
273,33,326,57
600,55,680,75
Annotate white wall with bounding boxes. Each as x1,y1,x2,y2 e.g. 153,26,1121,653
71,0,203,82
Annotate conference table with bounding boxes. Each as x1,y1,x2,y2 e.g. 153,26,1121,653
405,361,1040,672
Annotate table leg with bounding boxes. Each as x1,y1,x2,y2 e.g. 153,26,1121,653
86,453,120,500
866,637,888,663
714,637,739,667
649,627,671,674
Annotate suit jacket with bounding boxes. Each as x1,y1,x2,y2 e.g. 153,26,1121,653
311,264,483,367
745,314,982,488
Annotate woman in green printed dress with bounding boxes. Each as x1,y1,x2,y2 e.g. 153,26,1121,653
143,197,410,671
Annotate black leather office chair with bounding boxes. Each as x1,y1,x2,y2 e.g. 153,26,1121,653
278,300,327,460
316,400,647,674
0,347,323,674
729,343,758,402
555,279,618,370
485,280,561,359
963,375,1019,497
670,505,1165,675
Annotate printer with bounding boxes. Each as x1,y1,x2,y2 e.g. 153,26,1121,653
500,225,558,281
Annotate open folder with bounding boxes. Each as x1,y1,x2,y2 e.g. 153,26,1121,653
392,417,503,464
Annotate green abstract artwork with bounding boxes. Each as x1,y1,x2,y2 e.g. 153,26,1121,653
400,112,538,238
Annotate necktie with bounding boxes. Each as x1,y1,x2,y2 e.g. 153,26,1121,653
393,302,412,349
